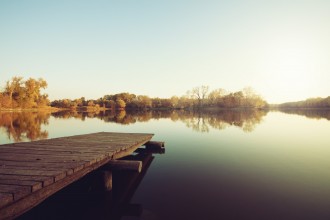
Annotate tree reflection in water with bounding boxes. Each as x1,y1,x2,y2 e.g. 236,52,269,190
0,109,267,143
181,110,267,133
0,111,49,142
278,108,330,121
2,109,329,143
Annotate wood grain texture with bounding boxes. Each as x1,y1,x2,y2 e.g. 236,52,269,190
0,132,153,220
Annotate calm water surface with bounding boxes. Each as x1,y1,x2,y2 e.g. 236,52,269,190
1,109,330,220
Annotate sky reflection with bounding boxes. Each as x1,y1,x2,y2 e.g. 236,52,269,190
2,109,330,219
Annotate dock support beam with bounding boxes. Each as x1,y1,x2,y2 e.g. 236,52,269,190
103,160,142,173
100,160,142,191
144,141,165,150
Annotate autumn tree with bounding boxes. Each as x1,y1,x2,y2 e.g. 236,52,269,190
137,95,152,109
2,77,49,108
24,78,48,107
5,76,24,107
189,85,209,108
208,88,226,106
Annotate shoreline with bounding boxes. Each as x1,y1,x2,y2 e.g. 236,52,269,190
0,107,61,113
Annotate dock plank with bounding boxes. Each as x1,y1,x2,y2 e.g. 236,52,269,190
0,168,66,182
0,180,42,192
0,193,13,208
0,160,86,173
0,175,54,187
0,132,153,220
0,184,31,200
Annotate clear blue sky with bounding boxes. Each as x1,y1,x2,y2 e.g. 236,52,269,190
1,0,329,103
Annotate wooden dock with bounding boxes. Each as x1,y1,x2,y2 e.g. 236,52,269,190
0,132,154,220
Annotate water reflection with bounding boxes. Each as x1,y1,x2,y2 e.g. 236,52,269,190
3,109,330,143
0,111,49,142
179,110,267,133
51,109,268,133
278,108,330,121
2,109,330,220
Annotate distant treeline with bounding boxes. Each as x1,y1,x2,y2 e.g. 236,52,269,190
279,96,330,109
50,86,268,110
1,77,268,110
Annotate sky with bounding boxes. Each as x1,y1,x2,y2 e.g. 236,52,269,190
0,0,329,104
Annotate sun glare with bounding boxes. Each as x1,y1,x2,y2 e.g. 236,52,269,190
260,35,319,102
275,47,313,87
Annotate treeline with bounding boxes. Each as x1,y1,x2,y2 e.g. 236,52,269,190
279,96,330,109
0,77,49,108
186,86,267,109
51,86,268,110
1,77,267,110
50,94,181,110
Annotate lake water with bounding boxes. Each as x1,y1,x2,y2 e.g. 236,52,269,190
1,109,330,220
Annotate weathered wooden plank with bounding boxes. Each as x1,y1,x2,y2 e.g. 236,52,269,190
0,145,116,155
0,160,86,175
0,175,54,187
0,151,105,159
113,148,138,159
0,184,31,200
0,160,86,173
0,169,66,182
0,180,42,192
0,132,154,219
0,156,112,219
0,193,13,209
24,143,131,151
0,147,116,158
2,142,122,151
0,166,74,176
0,153,103,164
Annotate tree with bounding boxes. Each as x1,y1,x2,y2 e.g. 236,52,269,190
5,76,24,107
0,93,10,108
208,88,226,106
189,85,209,108
241,87,267,108
3,77,49,108
24,78,48,107
137,95,152,109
